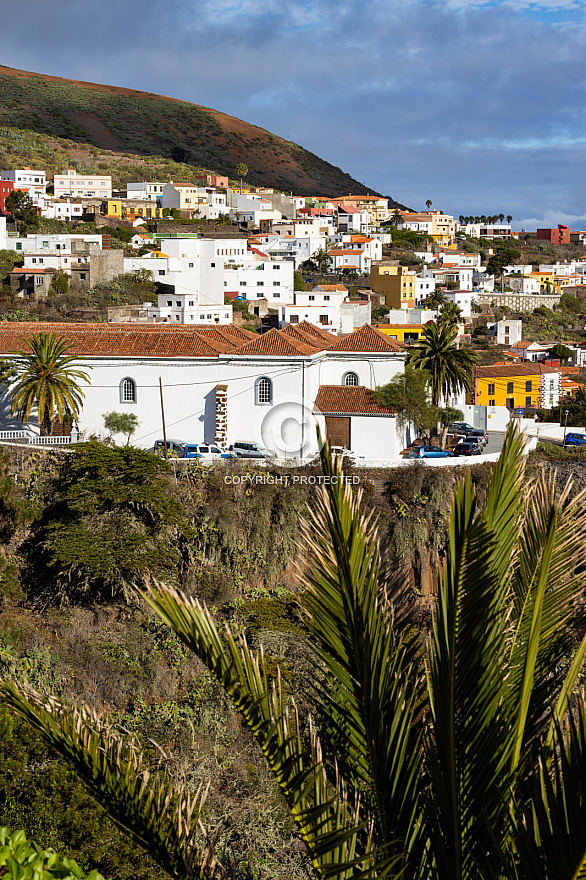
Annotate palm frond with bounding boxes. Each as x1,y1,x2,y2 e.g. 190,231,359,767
507,471,586,766
426,425,526,879
515,702,586,880
143,583,382,880
0,682,224,880
299,440,425,875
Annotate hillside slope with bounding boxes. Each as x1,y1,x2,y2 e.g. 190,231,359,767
0,65,390,199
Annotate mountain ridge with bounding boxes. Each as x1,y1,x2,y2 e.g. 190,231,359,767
0,64,399,201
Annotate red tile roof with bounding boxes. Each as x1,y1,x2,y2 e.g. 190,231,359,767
314,385,395,416
328,324,404,352
281,324,326,351
0,323,224,358
234,327,317,356
474,363,561,379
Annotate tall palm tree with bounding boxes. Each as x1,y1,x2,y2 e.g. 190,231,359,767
5,430,586,879
506,214,513,224
235,163,248,195
406,320,476,407
0,332,90,436
425,199,432,210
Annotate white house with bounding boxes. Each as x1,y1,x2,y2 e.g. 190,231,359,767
506,275,541,295
281,285,371,335
0,321,407,460
8,232,104,256
54,170,112,199
127,182,168,202
39,199,84,221
487,319,523,347
337,206,371,235
255,233,328,269
224,248,295,307
125,238,232,325
1,169,46,203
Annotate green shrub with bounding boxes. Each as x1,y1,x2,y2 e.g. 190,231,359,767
22,443,193,606
0,827,104,880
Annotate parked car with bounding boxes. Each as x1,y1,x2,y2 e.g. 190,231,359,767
183,443,235,461
230,441,275,459
453,440,482,456
464,429,488,447
448,422,476,437
564,432,586,446
153,439,187,457
409,445,453,459
331,446,364,460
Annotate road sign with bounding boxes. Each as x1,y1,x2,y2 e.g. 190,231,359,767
516,409,524,417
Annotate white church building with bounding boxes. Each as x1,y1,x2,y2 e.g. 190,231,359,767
0,321,407,460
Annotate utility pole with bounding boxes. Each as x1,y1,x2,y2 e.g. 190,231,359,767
159,377,167,456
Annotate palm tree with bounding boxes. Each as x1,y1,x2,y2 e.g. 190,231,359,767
235,163,248,194
6,430,586,879
506,214,513,225
406,320,477,407
438,300,463,326
499,213,505,224
424,289,448,312
0,332,90,436
425,199,432,211
311,247,332,274
390,209,403,227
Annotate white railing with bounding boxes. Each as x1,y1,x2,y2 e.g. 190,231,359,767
28,435,73,446
0,430,78,446
0,431,34,440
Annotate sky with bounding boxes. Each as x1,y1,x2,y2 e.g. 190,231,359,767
3,0,586,229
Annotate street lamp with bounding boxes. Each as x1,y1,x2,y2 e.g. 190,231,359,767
564,410,570,446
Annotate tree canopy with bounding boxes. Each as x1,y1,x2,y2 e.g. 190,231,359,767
406,321,477,407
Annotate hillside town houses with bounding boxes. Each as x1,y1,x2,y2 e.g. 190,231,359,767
2,165,586,459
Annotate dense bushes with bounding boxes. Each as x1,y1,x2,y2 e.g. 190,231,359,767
22,443,193,606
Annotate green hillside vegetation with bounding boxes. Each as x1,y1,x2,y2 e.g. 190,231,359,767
0,66,387,198
0,126,219,193
0,441,584,878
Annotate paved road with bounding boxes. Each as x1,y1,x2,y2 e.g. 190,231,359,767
485,431,506,455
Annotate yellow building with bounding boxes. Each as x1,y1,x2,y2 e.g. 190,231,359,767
376,324,424,343
369,265,416,308
472,363,561,410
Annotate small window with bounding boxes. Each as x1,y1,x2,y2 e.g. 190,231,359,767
507,382,514,394
525,380,532,392
488,383,495,394
189,262,194,267
79,273,86,280
290,315,299,324
324,295,330,301
211,262,215,267
309,295,315,301
121,377,136,403
257,281,264,286
167,300,172,306
344,372,359,386
489,399,495,407
525,396,532,406
273,292,280,298
256,377,273,405
189,301,194,306
273,281,280,286
240,281,247,286
176,301,181,307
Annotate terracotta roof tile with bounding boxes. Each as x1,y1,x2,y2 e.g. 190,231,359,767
295,320,338,343
0,322,246,358
314,385,395,416
281,324,325,351
234,327,316,356
474,363,561,379
328,324,404,353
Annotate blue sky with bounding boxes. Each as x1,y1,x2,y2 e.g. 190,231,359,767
3,0,586,228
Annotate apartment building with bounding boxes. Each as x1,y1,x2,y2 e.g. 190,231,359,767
54,169,112,199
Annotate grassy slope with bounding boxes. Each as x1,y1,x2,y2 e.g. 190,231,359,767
0,65,392,199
